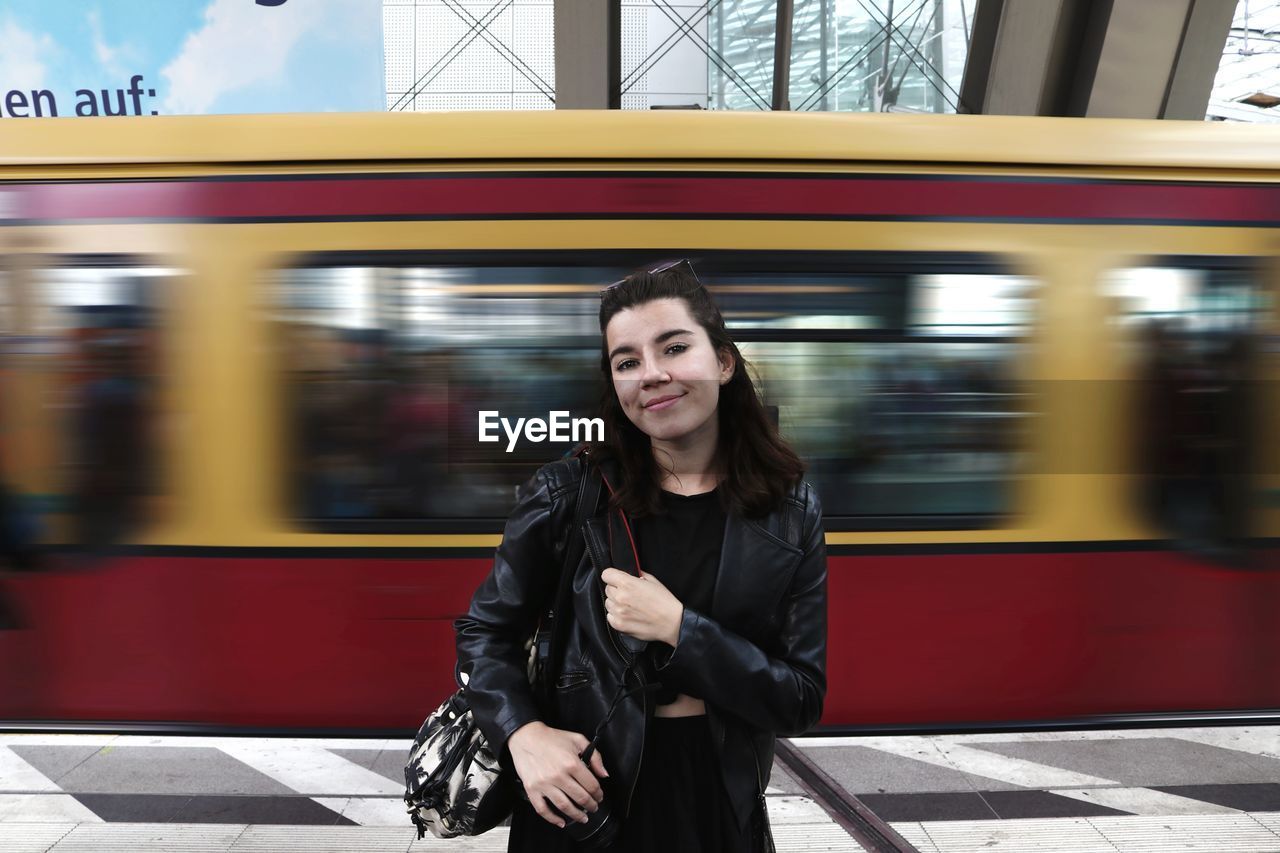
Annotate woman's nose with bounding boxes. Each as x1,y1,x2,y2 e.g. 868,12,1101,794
640,359,668,386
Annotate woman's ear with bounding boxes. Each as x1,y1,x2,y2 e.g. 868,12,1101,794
718,348,735,385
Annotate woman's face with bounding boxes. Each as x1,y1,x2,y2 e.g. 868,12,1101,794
605,298,734,445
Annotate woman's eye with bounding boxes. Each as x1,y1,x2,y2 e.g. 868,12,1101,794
613,345,684,372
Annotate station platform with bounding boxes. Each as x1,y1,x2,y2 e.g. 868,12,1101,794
1,723,1279,852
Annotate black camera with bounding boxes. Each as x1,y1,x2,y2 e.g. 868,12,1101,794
517,759,619,849
549,792,619,848
527,668,655,847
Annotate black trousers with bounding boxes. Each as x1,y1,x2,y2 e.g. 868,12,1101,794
507,715,761,853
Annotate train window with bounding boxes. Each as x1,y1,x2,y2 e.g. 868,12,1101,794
1104,266,1265,333
740,340,1025,520
712,269,1032,524
1,261,170,548
276,266,604,523
712,271,1031,337
276,259,1032,529
1104,262,1270,553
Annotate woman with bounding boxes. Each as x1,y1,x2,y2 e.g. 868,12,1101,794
455,262,828,852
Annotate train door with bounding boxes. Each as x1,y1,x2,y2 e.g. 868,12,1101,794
1108,259,1271,566
0,253,44,563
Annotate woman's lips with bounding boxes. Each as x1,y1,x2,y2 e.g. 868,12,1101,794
643,393,683,411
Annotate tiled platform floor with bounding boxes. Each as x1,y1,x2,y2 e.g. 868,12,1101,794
4,725,1280,851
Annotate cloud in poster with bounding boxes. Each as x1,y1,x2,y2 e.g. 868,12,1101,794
87,9,135,82
162,0,313,114
0,15,55,92
0,0,382,118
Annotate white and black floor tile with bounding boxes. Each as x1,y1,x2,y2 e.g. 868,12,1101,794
1151,783,1280,812
858,788,1134,822
0,734,867,851
8,727,1280,850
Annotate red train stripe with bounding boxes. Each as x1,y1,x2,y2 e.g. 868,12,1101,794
4,174,1279,224
3,545,1278,729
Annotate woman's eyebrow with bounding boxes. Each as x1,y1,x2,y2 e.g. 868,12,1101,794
608,328,694,361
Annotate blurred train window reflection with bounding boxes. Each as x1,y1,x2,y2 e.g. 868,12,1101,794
1105,266,1264,333
1105,263,1269,549
716,270,1032,522
3,262,169,548
277,261,1033,527
276,266,604,523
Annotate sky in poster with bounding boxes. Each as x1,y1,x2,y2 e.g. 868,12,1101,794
0,0,383,117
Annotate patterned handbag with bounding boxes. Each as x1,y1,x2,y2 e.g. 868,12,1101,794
403,675,514,838
404,458,602,839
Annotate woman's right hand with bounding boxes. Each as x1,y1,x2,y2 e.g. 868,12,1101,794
507,721,609,828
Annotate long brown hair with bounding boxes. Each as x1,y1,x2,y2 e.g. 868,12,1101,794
593,265,804,518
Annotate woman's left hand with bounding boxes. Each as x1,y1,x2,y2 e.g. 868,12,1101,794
600,568,683,646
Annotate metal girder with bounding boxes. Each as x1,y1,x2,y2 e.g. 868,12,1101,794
1153,0,1238,119
554,0,621,109
773,0,795,110
961,0,1236,119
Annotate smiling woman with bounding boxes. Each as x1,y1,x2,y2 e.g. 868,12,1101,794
597,265,806,519
606,299,734,452
456,260,826,853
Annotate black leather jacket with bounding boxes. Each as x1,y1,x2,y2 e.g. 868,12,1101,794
455,454,828,845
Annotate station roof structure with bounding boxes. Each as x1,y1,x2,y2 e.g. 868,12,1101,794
1208,0,1280,122
540,0,1273,123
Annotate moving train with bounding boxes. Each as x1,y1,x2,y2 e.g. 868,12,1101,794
0,111,1275,733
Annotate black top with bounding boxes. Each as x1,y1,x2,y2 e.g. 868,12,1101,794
635,487,727,705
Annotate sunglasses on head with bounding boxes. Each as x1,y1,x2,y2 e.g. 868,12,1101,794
602,258,702,295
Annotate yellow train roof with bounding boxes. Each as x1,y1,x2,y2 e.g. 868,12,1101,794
0,111,1277,173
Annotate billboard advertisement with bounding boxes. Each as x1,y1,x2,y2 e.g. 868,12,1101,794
0,0,382,117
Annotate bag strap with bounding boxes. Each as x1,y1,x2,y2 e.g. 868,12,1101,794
537,452,602,699
577,468,663,765
596,467,649,660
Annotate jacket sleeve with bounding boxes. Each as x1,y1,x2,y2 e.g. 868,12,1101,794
454,466,568,762
655,487,827,736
